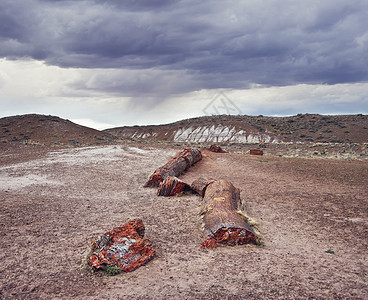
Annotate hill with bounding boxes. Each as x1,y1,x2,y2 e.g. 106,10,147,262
1,113,367,159
104,114,368,144
0,114,117,147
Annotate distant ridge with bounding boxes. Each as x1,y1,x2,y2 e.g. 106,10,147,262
104,114,368,144
0,114,117,146
1,113,367,149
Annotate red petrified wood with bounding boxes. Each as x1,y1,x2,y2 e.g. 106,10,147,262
201,180,259,249
191,177,216,197
157,176,190,196
89,219,154,272
249,149,263,156
144,148,202,187
209,145,227,153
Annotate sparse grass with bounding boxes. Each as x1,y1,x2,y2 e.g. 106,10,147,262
80,249,93,272
259,159,269,162
237,210,258,226
237,209,261,239
22,139,43,146
104,264,121,276
199,205,212,216
236,209,263,246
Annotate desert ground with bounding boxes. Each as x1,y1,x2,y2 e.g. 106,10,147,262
0,141,367,299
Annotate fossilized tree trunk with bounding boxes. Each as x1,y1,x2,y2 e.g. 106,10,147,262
157,176,190,196
89,219,155,272
144,148,202,187
201,179,259,248
191,177,215,197
249,149,263,156
209,145,227,153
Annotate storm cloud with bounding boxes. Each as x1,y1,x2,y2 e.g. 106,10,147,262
1,0,368,89
0,0,367,127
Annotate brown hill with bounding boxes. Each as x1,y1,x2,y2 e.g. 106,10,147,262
1,113,367,159
0,114,117,147
105,114,368,144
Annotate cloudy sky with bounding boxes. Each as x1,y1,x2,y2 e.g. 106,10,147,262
0,0,367,129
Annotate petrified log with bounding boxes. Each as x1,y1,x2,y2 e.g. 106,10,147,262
157,176,190,196
209,145,227,153
144,148,202,187
89,219,154,272
201,180,258,248
249,149,263,156
191,177,216,197
180,147,202,167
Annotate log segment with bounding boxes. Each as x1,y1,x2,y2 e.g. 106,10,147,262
209,145,227,153
157,176,190,196
191,177,216,197
201,180,258,248
249,149,263,156
144,148,202,187
89,219,154,272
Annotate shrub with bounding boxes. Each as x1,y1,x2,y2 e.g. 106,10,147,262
104,264,121,276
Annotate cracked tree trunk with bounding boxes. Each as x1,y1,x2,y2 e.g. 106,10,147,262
144,148,202,187
157,176,191,196
201,179,259,248
209,145,227,153
249,149,263,156
89,219,155,272
191,177,216,197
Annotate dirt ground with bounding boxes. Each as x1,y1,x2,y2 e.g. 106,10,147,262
0,143,367,299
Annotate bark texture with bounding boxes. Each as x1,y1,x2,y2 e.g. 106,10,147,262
89,219,155,272
157,176,190,196
209,145,227,153
201,180,258,248
144,148,202,187
191,177,216,197
250,149,264,156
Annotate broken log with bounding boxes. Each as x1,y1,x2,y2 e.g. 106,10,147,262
201,180,258,248
144,148,202,187
180,147,202,167
89,219,155,272
191,177,216,197
209,145,227,153
157,176,190,196
249,149,263,156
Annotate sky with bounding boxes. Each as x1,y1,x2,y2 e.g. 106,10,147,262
0,0,368,129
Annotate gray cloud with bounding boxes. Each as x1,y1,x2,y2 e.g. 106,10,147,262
1,0,368,99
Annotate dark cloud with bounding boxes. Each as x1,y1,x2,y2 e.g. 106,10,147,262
94,0,180,10
1,0,368,97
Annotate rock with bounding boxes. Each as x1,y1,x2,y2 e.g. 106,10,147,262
89,219,155,273
144,148,202,187
157,176,190,196
191,177,216,197
249,149,263,156
200,180,259,249
209,145,227,153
